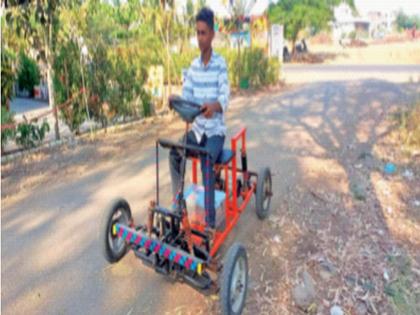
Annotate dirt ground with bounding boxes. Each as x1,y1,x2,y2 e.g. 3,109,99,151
2,81,420,315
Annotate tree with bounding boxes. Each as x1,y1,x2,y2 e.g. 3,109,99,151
226,0,248,84
177,0,195,54
17,51,40,96
5,0,64,140
268,0,355,55
1,48,16,110
83,1,154,118
136,0,186,107
396,11,420,31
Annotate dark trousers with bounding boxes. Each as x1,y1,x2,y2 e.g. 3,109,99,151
169,130,224,228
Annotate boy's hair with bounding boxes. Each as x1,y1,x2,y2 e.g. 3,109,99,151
196,7,214,31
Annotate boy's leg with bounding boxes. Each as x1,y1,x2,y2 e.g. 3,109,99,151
200,135,225,229
169,130,198,199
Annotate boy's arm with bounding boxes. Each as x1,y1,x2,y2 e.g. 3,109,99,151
217,59,230,113
202,59,230,118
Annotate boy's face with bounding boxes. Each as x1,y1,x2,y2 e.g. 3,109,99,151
196,21,214,53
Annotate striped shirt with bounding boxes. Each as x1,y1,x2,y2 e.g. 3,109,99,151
182,50,230,142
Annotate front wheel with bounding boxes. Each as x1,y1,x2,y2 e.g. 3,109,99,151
99,198,132,263
220,243,248,315
255,167,272,219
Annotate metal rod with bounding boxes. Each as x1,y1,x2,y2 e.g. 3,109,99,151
231,139,237,210
178,123,190,208
226,166,257,176
158,138,209,154
156,141,159,205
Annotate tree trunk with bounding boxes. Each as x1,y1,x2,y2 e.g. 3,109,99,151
291,38,297,58
47,62,60,141
46,23,60,140
64,62,70,99
291,25,301,58
237,39,241,85
166,18,171,101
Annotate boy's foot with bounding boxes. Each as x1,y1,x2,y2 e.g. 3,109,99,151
204,226,216,247
208,254,222,272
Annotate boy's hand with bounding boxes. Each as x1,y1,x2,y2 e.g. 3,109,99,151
168,94,178,103
202,103,221,118
202,103,214,118
168,94,179,110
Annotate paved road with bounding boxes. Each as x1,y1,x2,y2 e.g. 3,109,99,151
10,97,49,114
2,79,420,315
283,64,420,83
5,98,92,152
284,64,420,72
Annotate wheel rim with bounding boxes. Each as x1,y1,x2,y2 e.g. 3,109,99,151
263,174,272,210
230,255,247,313
108,208,129,255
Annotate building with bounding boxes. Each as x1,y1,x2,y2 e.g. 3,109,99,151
332,3,398,41
332,3,370,41
367,10,396,39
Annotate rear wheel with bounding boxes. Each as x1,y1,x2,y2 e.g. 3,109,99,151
220,243,248,315
255,167,272,219
100,198,132,263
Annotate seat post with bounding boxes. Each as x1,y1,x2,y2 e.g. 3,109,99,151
192,159,198,184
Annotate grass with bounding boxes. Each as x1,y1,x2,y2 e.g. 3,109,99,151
393,98,420,150
384,254,420,315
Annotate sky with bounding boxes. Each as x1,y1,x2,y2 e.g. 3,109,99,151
351,0,419,15
183,0,420,16
121,0,420,16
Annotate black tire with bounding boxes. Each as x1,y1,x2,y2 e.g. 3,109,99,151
255,167,272,219
100,198,132,263
220,243,248,315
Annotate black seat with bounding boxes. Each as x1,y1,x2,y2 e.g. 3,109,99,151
216,149,234,165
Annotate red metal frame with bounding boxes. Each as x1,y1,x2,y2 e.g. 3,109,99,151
189,127,254,257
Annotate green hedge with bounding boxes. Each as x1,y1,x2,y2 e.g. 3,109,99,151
219,47,280,89
171,49,199,84
172,47,280,89
1,48,16,108
1,106,15,153
53,41,152,132
17,51,40,96
53,45,279,134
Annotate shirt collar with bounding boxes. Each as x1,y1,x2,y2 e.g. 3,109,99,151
200,49,215,69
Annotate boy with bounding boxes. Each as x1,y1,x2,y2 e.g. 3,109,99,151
169,7,230,240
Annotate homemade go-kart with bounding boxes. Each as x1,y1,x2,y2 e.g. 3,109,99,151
100,96,272,315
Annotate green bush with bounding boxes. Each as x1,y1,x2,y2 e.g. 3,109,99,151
1,106,16,153
54,39,151,129
218,48,241,87
398,100,420,148
61,97,87,135
396,11,420,30
107,46,148,119
17,51,40,96
15,120,50,149
86,41,111,126
1,48,16,108
171,49,199,84
140,89,153,117
218,47,280,89
172,47,280,89
53,40,88,133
